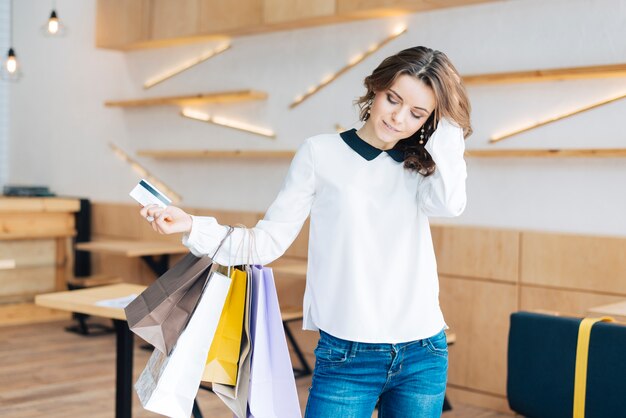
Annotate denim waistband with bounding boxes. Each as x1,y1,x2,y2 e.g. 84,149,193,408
319,329,445,353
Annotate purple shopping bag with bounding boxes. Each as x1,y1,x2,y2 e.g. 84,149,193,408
247,265,302,418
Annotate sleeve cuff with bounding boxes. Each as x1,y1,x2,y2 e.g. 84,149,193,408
181,215,228,257
424,118,465,162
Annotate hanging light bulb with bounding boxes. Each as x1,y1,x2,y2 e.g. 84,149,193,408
5,49,18,74
1,0,22,81
41,1,67,37
48,10,59,34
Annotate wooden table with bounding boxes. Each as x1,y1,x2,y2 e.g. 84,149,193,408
76,239,188,276
588,301,626,322
36,284,145,418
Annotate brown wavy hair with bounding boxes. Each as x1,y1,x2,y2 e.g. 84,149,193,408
356,46,472,176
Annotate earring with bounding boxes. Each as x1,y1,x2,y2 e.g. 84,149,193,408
419,127,425,145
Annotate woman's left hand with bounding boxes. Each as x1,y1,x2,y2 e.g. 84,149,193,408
139,204,193,235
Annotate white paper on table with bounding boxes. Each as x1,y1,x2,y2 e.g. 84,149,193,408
95,294,138,309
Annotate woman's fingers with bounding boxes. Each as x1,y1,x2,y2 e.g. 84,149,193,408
139,205,150,217
140,205,187,235
154,216,170,234
140,204,159,218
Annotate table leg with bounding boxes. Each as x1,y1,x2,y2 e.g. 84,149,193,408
283,320,312,378
114,319,134,418
141,255,170,276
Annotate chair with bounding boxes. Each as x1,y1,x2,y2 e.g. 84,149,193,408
507,311,626,418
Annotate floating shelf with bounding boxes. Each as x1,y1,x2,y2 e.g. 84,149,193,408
105,90,268,108
289,26,407,109
490,91,626,143
465,149,626,158
109,143,182,203
463,63,626,85
137,150,296,159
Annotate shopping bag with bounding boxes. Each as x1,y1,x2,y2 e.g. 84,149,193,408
247,265,302,418
213,265,253,418
135,268,232,418
202,266,248,385
125,227,233,355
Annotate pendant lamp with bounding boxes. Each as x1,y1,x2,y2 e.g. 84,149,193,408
42,1,67,37
1,0,21,81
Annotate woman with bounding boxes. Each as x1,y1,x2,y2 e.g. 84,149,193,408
141,45,471,417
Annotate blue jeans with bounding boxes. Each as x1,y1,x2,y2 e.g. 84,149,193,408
305,329,448,418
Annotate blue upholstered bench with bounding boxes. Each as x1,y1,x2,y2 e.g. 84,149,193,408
507,311,626,418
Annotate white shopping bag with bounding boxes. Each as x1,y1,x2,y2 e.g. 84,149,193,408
247,266,301,418
135,270,232,418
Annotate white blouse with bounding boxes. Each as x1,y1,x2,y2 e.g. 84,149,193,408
182,118,467,343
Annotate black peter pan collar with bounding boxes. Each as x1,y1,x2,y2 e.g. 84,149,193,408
340,128,405,162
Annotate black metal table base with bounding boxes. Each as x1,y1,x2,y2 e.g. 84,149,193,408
114,319,134,418
283,319,312,378
141,254,170,276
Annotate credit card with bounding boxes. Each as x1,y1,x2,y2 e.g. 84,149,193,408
129,179,172,209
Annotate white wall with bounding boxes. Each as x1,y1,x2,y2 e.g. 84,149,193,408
0,0,9,186
7,0,626,237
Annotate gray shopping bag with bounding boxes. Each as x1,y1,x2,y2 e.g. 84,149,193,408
125,227,233,355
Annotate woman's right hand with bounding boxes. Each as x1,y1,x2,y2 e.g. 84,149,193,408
139,204,193,235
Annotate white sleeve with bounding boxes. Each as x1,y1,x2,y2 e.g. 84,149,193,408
417,118,467,217
181,138,316,266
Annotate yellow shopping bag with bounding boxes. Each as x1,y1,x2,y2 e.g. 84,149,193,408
201,267,247,385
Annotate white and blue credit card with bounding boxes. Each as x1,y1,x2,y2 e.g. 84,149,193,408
129,179,172,209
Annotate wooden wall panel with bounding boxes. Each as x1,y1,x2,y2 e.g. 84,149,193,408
95,0,151,48
0,240,56,267
337,0,492,15
90,251,145,284
0,213,75,239
92,202,145,240
432,225,519,282
198,0,263,33
337,0,420,15
0,267,56,298
150,0,199,40
439,276,518,396
520,286,625,317
263,0,335,24
521,231,626,295
92,202,178,242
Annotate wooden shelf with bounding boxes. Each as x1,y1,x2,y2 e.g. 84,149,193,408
96,0,494,51
463,63,626,85
105,90,268,108
465,149,626,158
137,149,296,159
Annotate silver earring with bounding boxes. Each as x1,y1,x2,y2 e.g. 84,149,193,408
419,127,425,145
